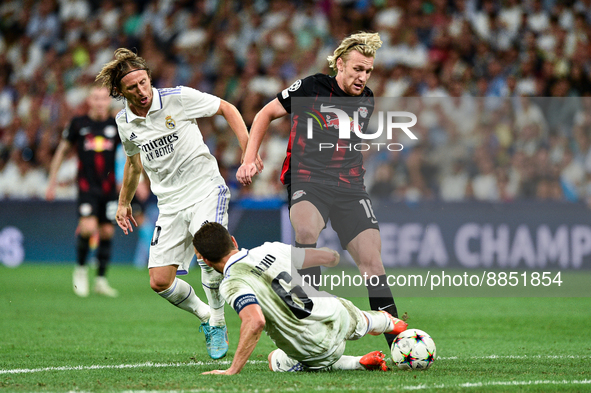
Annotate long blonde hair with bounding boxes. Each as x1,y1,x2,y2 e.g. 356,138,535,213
95,48,152,99
327,32,383,71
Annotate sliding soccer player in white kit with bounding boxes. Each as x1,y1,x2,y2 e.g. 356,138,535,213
193,222,408,374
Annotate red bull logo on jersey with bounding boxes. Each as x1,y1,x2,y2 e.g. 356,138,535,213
309,104,418,140
305,104,418,152
326,115,340,128
325,115,364,134
84,135,115,152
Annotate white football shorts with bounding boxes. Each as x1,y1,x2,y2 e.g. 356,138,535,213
148,184,230,273
269,297,369,372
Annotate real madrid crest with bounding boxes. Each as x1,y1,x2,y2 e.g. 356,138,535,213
165,115,176,129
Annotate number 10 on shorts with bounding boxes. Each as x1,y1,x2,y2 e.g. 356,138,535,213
359,199,378,224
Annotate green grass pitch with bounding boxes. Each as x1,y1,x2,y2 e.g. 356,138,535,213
1,264,590,392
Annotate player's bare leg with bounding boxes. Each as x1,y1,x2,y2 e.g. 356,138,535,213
150,265,211,322
347,229,399,346
290,201,325,244
290,201,325,289
347,229,385,276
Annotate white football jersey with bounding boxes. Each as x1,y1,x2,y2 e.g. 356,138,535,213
116,86,225,214
220,242,350,362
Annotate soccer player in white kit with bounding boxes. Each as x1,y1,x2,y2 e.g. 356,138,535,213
192,222,408,374
96,48,262,359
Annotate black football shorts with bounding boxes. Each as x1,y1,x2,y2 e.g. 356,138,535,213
77,192,118,224
287,182,380,249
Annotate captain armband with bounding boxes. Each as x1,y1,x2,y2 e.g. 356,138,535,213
233,293,259,314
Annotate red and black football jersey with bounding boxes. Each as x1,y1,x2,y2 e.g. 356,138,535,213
276,73,374,190
63,115,120,197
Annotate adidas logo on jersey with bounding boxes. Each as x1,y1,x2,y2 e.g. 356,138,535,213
129,132,138,140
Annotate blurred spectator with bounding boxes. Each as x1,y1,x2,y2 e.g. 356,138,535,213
514,96,549,137
471,155,499,201
25,0,60,51
439,159,470,201
0,60,16,128
0,148,47,199
58,0,91,23
383,65,411,97
560,148,586,201
369,162,396,200
526,0,550,34
6,35,44,82
499,0,523,36
393,29,428,69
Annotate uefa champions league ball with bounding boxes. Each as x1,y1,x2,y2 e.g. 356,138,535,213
391,329,436,370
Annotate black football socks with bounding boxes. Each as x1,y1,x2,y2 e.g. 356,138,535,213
367,274,398,346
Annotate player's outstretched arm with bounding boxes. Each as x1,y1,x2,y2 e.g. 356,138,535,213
202,303,266,375
236,98,287,186
116,153,142,234
302,247,340,269
45,139,72,201
216,100,249,154
216,99,264,174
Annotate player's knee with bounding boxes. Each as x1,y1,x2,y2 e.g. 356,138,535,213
268,350,276,371
357,261,385,277
354,252,385,276
78,217,98,237
78,225,95,238
295,227,320,244
149,274,173,292
98,224,115,240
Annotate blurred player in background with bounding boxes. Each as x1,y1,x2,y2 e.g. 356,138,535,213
236,32,401,347
96,48,262,359
46,84,120,298
193,222,408,374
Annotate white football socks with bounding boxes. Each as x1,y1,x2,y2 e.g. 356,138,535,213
199,261,225,327
158,277,210,323
331,355,364,371
362,310,392,335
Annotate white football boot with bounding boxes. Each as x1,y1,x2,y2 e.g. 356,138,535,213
73,266,89,297
94,276,119,297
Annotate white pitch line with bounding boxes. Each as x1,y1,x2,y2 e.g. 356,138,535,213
1,354,589,375
114,379,591,393
402,379,591,391
0,360,267,375
437,354,591,360
2,360,590,393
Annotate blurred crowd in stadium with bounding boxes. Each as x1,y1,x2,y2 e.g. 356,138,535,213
1,0,591,205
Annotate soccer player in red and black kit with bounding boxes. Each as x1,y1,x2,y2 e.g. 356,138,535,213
47,84,120,297
237,32,402,347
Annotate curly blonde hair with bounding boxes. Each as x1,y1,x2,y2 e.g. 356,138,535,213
95,48,152,99
327,32,383,72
